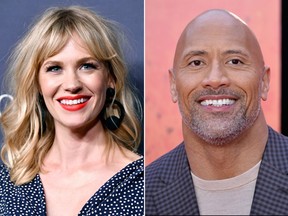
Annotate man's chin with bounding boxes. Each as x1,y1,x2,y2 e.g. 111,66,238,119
190,120,246,145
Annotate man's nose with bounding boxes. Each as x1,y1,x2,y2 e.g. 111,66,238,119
201,64,230,89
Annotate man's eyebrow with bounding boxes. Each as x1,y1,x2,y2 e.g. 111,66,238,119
183,50,208,59
223,49,249,57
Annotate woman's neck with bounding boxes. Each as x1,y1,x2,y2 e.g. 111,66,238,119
43,122,110,171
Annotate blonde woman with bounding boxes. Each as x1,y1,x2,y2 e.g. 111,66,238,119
0,6,143,215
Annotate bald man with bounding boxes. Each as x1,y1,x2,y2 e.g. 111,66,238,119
145,9,288,215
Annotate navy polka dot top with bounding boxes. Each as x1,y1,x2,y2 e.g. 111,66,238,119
0,158,144,215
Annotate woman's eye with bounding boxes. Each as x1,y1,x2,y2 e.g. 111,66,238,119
80,63,98,70
46,66,61,72
189,60,203,67
227,59,243,65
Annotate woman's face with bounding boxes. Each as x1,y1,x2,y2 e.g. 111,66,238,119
38,34,113,131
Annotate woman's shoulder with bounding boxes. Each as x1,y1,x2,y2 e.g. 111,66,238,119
0,163,10,181
0,163,46,214
119,148,143,175
120,147,143,167
119,156,143,185
0,163,13,189
0,163,12,197
130,156,144,171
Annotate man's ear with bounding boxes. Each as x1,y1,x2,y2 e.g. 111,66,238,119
261,66,270,101
169,68,178,103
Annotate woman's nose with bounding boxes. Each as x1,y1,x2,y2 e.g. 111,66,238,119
63,71,83,93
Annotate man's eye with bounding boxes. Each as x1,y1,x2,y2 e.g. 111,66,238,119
189,60,203,66
227,59,243,65
80,63,98,70
46,66,61,72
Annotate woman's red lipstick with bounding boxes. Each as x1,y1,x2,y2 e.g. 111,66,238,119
57,95,91,111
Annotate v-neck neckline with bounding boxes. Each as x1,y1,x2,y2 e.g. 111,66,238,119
36,157,143,215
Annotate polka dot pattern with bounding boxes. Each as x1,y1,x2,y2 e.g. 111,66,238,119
0,158,144,215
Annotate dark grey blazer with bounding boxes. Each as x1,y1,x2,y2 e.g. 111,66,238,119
145,127,288,215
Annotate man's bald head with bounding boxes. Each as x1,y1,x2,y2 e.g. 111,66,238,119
173,9,264,71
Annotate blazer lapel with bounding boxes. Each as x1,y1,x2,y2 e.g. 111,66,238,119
153,144,200,215
250,127,288,215
250,160,288,215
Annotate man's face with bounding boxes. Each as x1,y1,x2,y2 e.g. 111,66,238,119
170,15,270,145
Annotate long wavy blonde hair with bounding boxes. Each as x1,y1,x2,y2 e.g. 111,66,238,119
1,6,142,185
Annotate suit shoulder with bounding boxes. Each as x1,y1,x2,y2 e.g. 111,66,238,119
146,143,184,171
145,143,187,188
268,126,288,147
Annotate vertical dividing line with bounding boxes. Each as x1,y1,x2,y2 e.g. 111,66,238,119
281,0,288,135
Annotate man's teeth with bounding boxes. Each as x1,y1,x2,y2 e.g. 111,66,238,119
200,99,235,107
60,98,88,105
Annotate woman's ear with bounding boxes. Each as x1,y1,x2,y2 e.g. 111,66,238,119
108,81,115,90
107,74,116,89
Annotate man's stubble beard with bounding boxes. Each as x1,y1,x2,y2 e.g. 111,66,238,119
178,89,261,146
